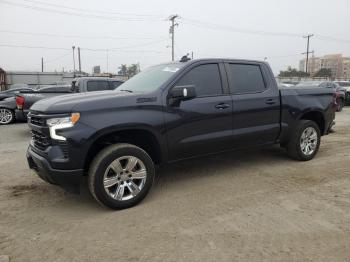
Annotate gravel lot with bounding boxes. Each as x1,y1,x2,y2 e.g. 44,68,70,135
1,109,350,262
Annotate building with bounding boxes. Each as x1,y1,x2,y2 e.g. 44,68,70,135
93,66,101,74
299,54,350,79
2,71,87,90
343,59,350,79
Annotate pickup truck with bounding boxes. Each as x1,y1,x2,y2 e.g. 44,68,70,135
26,59,336,210
15,77,124,121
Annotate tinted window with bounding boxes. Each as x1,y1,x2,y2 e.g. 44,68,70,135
111,81,123,90
87,81,110,92
176,64,223,96
319,82,333,88
228,64,266,94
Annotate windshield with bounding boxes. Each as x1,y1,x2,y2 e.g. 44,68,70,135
116,63,183,93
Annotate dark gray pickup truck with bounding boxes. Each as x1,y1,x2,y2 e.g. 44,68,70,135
15,77,123,121
26,58,336,210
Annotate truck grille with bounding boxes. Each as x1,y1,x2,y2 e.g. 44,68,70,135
31,130,50,151
30,116,46,126
346,92,350,102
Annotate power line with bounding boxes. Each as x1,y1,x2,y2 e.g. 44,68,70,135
0,43,70,50
20,0,165,18
0,43,167,54
181,17,303,37
0,0,163,22
44,52,71,64
0,29,166,40
182,17,350,44
314,34,350,44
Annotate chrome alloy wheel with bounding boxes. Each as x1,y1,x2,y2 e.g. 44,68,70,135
300,127,318,156
0,108,13,124
103,156,147,201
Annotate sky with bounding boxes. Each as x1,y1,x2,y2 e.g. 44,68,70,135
0,0,349,75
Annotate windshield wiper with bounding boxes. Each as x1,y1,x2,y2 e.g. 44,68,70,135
119,89,133,93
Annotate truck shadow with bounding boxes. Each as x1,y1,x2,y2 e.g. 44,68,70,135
152,145,289,193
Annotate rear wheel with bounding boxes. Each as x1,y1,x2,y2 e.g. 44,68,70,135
0,108,14,125
88,143,155,210
287,120,321,161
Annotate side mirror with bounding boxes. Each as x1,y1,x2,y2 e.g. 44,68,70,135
170,85,196,101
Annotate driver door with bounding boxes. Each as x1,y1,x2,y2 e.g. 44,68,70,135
164,63,233,161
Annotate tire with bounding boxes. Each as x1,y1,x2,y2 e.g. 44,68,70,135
88,143,155,210
287,120,321,161
0,108,15,125
336,98,344,112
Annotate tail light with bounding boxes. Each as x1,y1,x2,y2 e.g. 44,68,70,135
16,96,25,109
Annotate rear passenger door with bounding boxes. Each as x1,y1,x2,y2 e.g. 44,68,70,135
165,63,233,161
225,62,280,148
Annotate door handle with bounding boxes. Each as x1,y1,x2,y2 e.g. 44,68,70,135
265,99,277,105
215,103,230,109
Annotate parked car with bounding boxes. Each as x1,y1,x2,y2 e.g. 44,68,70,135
0,97,17,125
0,87,33,101
334,81,350,105
15,78,124,122
37,85,72,92
296,81,345,112
26,59,336,210
278,83,295,88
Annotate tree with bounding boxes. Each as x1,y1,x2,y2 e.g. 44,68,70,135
118,64,140,78
278,67,310,77
314,68,332,78
118,64,127,76
127,64,140,77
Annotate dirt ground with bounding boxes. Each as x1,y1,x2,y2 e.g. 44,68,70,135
1,109,350,262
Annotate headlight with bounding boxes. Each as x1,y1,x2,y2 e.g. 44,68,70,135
47,113,80,141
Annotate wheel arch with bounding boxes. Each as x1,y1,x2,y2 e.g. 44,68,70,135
299,110,326,135
84,127,164,173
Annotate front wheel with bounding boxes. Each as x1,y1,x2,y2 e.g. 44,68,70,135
0,108,15,125
287,120,321,161
88,143,155,210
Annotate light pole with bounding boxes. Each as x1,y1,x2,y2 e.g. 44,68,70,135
72,46,76,78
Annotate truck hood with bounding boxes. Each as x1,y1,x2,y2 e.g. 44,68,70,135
30,91,138,114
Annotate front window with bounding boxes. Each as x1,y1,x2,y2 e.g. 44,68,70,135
116,63,184,93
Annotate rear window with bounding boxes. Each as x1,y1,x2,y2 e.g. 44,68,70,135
87,81,111,92
228,64,266,94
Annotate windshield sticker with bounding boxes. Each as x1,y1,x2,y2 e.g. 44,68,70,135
163,67,180,73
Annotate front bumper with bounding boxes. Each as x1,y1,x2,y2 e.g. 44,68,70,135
27,146,84,190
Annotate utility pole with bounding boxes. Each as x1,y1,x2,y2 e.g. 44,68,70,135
41,57,44,72
302,34,314,74
169,15,179,61
72,46,76,78
78,47,81,73
106,49,109,73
